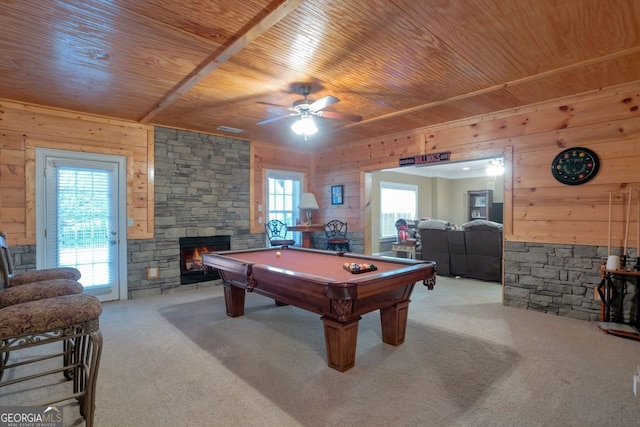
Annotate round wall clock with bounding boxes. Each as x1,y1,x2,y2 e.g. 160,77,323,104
551,147,600,185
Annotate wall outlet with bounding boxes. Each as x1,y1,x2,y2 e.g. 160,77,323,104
147,267,158,279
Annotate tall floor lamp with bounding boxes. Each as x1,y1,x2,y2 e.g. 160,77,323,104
299,193,319,225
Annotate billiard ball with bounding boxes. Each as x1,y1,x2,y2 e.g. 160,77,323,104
276,251,281,257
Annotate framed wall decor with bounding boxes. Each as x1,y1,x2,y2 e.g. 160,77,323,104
331,185,343,205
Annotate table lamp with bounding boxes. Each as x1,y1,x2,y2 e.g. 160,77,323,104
299,193,319,225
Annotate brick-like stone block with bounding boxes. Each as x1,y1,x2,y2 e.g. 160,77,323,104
531,266,559,279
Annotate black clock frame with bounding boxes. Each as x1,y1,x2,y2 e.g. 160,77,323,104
551,147,600,185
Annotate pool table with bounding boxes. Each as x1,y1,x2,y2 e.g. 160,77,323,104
202,246,436,372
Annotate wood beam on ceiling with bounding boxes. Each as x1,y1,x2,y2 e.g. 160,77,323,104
138,0,304,124
327,45,640,135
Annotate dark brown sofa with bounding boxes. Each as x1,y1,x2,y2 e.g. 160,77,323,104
418,220,502,282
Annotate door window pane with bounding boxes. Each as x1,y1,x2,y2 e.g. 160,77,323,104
54,166,112,287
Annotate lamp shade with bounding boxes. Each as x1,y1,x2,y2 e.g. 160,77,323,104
299,192,319,209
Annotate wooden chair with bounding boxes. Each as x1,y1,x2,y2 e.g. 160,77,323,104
265,219,295,247
1,231,81,289
325,220,350,252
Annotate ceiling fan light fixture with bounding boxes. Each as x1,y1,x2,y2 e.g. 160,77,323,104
291,116,318,136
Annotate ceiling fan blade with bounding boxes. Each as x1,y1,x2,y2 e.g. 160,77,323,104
309,95,339,112
256,113,297,125
256,101,289,108
317,110,363,122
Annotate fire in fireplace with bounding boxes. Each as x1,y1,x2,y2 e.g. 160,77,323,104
179,235,230,285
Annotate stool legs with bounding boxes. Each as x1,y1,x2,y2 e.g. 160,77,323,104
75,323,103,424
0,319,102,426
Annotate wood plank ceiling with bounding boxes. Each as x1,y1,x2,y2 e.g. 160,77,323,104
1,0,639,147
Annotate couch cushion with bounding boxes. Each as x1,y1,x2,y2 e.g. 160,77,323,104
417,219,451,230
462,219,503,231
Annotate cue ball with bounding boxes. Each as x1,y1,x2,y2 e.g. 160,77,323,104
276,251,281,257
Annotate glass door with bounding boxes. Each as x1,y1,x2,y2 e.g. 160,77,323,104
37,149,127,301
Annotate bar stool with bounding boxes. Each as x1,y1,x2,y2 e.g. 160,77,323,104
0,294,103,426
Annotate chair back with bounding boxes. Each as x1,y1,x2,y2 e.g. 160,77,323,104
265,219,289,240
325,220,348,240
265,219,296,247
0,231,14,289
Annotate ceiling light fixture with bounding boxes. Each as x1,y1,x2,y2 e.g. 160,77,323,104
291,113,317,140
487,158,505,177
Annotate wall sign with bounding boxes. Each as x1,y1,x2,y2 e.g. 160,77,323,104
399,151,451,167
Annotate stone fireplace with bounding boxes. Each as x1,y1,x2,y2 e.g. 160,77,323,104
179,235,230,285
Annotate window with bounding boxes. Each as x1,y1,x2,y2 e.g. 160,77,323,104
266,170,303,244
380,181,417,238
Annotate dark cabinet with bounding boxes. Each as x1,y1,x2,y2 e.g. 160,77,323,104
468,190,493,221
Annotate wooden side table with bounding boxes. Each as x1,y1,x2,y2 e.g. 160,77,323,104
288,224,324,248
597,266,640,340
391,243,417,259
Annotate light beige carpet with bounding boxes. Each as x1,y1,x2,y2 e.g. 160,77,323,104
2,276,639,426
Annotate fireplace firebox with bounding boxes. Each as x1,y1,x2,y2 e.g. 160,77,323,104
179,235,230,285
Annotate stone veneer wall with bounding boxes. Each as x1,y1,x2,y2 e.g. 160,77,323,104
126,127,264,298
504,241,637,321
308,233,364,253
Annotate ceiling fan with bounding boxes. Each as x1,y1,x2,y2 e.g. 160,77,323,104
256,85,363,127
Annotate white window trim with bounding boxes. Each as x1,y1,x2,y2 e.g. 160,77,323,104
380,181,418,239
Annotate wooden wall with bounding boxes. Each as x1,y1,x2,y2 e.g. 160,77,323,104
4,79,640,256
313,81,640,254
249,141,314,234
0,100,154,245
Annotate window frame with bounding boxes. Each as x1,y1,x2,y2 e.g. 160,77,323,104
265,169,304,245
379,181,418,239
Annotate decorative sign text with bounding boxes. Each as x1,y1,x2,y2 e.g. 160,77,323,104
399,151,451,167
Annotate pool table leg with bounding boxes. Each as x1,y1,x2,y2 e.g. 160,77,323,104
379,299,410,345
223,283,245,317
321,316,360,372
